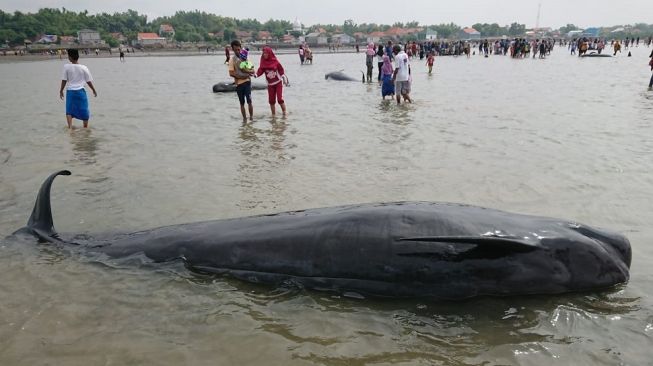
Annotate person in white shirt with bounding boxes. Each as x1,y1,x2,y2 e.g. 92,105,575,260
59,49,97,129
391,45,412,104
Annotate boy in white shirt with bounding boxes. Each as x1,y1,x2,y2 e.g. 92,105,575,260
59,49,98,129
392,45,412,104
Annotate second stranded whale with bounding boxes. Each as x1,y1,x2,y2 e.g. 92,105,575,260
12,170,631,300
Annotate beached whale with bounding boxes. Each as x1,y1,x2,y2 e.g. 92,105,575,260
11,170,631,299
325,71,365,83
581,53,612,58
212,82,267,93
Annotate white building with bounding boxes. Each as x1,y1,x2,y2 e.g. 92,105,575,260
136,33,167,46
332,33,355,45
426,29,438,40
77,29,101,44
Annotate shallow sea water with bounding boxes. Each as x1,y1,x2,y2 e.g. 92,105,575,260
1,48,652,365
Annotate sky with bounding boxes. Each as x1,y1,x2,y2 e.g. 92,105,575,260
1,0,651,29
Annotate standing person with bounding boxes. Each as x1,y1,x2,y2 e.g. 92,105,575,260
376,44,384,82
648,49,653,90
305,44,313,64
380,55,395,100
119,46,125,62
365,43,375,83
59,49,97,129
255,47,289,117
426,50,435,74
224,46,230,64
228,40,254,121
392,45,411,104
298,45,305,64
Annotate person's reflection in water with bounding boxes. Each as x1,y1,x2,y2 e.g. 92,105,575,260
236,118,291,210
68,128,99,165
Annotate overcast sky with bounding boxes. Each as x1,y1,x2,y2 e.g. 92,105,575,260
1,0,651,29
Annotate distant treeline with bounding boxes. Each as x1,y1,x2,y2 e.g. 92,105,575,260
1,8,652,46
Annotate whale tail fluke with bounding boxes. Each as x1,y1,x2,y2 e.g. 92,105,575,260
24,170,71,242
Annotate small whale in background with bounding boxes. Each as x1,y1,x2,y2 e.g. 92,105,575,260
11,170,631,300
325,71,365,83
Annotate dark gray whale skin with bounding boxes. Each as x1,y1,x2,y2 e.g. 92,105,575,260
212,82,267,93
12,171,631,299
325,71,364,82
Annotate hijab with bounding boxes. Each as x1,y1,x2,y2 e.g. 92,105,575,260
259,46,280,70
366,43,376,56
382,54,393,75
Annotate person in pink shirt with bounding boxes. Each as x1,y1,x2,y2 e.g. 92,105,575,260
256,47,289,117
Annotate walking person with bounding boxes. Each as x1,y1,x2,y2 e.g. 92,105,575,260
228,40,255,121
381,55,395,100
224,46,230,64
59,49,98,129
255,47,289,117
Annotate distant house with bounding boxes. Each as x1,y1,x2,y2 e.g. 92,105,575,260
59,35,76,46
583,27,600,37
36,35,58,44
305,32,328,45
77,29,101,44
353,32,366,42
458,27,481,40
332,33,355,45
367,31,385,44
282,34,296,44
110,32,127,43
159,24,175,38
235,30,253,42
425,28,438,40
567,30,584,38
136,33,167,46
257,31,273,42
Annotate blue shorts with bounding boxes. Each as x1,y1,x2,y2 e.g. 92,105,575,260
66,89,90,120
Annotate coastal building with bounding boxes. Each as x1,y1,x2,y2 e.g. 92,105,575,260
136,32,167,46
159,24,175,38
110,32,127,44
257,31,273,42
77,29,101,45
59,36,76,47
458,27,481,40
36,35,57,44
305,32,328,46
367,31,385,44
331,33,355,45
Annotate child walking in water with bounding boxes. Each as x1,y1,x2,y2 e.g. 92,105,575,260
381,55,395,100
59,49,97,129
256,47,289,117
426,51,435,74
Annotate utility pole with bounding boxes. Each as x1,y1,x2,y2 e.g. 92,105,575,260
535,2,542,30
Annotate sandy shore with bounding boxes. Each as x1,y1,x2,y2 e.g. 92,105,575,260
0,47,359,63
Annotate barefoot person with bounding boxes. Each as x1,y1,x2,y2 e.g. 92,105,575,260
228,40,254,121
392,45,412,104
256,47,289,117
59,49,97,129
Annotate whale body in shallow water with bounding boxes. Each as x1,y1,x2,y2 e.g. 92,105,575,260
12,171,631,299
325,71,364,82
212,82,267,93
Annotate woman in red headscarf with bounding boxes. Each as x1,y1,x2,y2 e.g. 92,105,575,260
256,47,289,117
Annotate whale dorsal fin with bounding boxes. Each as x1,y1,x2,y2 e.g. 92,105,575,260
26,170,71,240
398,236,539,253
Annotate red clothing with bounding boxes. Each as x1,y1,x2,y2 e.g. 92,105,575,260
256,47,285,86
267,83,284,105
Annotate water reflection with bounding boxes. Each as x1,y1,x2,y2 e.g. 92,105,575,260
236,119,293,210
67,128,99,165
